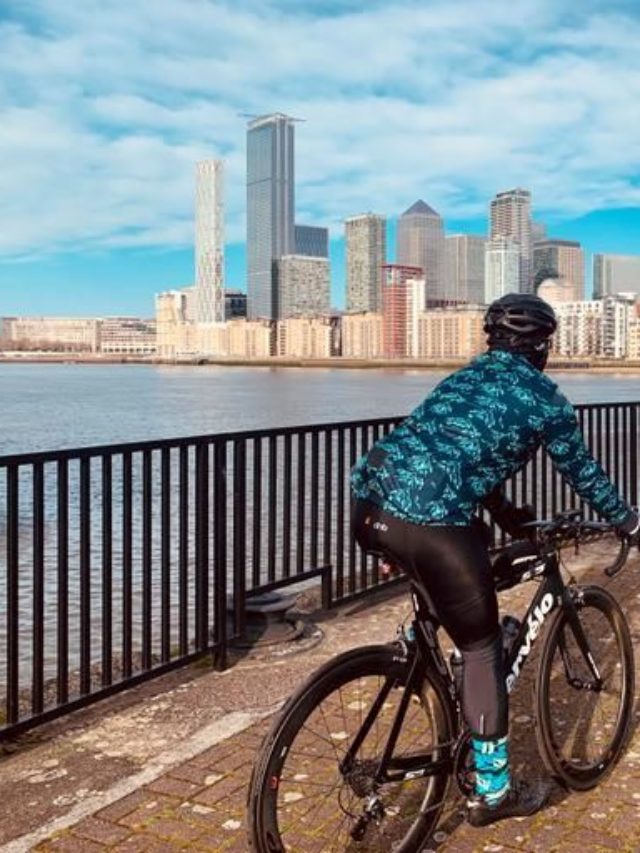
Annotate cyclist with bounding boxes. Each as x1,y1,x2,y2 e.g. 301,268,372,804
351,292,640,828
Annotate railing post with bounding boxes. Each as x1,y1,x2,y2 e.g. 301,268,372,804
57,458,69,705
79,456,91,696
101,454,113,687
32,462,45,716
195,442,209,652
6,464,19,726
141,450,153,670
631,405,638,508
233,439,247,643
213,441,228,670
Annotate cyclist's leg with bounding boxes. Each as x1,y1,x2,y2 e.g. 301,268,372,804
388,524,510,807
353,500,506,742
351,501,552,824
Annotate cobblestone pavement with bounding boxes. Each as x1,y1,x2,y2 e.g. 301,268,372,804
22,549,640,851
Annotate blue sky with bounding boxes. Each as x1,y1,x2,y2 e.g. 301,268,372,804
1,0,639,316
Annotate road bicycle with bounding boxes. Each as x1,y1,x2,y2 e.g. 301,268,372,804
247,510,635,852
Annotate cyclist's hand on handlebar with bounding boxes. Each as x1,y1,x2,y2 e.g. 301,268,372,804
616,510,640,547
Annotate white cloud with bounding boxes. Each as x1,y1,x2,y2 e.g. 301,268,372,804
0,0,638,259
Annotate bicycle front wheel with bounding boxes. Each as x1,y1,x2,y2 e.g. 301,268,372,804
248,643,455,853
535,585,634,790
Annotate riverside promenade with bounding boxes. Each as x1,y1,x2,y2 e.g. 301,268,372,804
2,554,640,852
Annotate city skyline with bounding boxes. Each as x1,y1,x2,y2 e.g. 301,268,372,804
0,0,639,315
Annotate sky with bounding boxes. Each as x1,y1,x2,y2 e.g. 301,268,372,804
0,0,639,317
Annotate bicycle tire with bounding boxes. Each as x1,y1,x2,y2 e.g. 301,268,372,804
247,643,456,853
535,584,634,790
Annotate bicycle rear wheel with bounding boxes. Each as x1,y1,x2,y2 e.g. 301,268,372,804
535,585,634,790
248,643,455,853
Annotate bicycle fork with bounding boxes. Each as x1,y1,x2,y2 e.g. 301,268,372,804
559,588,603,691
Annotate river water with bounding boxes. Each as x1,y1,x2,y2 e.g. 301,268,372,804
1,362,639,455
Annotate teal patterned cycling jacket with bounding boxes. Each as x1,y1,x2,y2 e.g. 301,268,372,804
351,349,632,527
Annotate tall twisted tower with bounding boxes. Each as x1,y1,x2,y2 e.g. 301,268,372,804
194,160,225,323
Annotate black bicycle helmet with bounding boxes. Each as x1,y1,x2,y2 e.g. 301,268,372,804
484,293,557,340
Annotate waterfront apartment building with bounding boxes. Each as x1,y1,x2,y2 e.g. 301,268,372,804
2,317,101,352
227,319,273,358
485,237,520,303
192,319,274,358
276,255,331,318
417,306,485,359
341,311,383,359
294,224,329,258
552,296,635,359
194,160,225,323
345,213,386,312
553,301,603,358
246,114,296,320
277,316,338,358
593,253,640,299
628,316,640,360
490,188,532,293
99,318,156,355
381,264,424,358
445,235,486,304
396,201,444,305
156,291,192,358
602,295,635,358
533,239,584,301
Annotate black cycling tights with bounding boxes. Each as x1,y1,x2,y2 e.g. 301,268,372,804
352,499,506,740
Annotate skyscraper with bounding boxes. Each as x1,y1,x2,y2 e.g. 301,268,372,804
276,255,330,318
194,160,224,323
294,224,329,258
445,235,486,304
485,237,520,303
345,213,386,312
396,201,444,305
381,264,423,358
246,114,296,320
533,239,584,301
593,253,640,299
489,188,532,293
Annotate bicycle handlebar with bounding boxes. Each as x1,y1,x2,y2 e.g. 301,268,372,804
604,537,630,577
519,510,633,578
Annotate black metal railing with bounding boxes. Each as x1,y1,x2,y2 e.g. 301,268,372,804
0,403,638,740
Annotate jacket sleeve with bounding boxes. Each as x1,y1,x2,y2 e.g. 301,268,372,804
542,390,633,525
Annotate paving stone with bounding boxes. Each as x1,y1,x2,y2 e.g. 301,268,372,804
145,775,205,799
72,816,133,845
36,835,107,852
111,833,185,852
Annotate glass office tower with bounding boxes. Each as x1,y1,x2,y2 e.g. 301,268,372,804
246,114,296,319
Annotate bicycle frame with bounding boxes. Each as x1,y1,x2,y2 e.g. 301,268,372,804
339,549,603,790
503,552,603,695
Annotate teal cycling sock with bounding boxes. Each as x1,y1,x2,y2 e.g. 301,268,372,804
472,735,511,807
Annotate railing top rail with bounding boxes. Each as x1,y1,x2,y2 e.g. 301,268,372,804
0,414,405,467
1,400,638,468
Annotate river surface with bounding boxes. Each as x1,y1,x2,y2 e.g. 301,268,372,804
1,362,640,455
